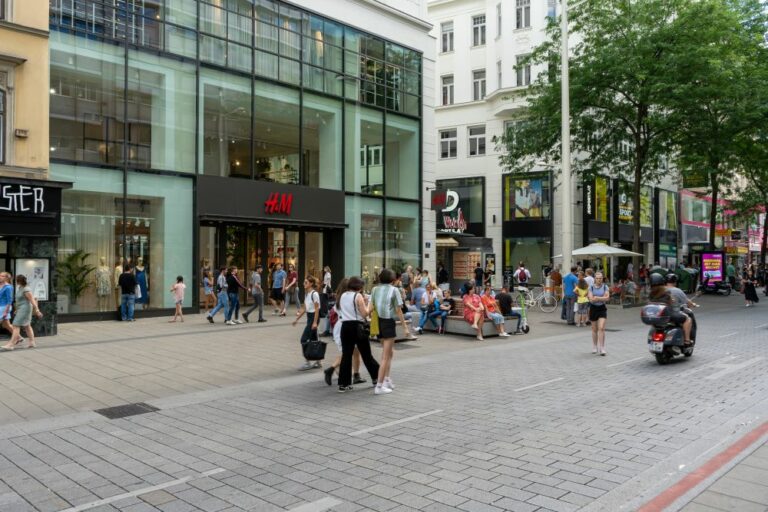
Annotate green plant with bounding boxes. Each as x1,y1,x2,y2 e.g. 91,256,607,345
57,250,95,305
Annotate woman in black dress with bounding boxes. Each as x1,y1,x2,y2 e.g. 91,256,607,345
742,270,759,307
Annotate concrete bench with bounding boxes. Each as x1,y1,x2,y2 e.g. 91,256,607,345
409,311,502,337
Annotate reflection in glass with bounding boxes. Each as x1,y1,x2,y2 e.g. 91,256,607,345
201,70,251,178
304,232,323,281
254,82,300,183
385,114,419,199
302,93,341,189
345,105,383,194
386,201,419,272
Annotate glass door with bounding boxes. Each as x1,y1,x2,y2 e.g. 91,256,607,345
267,228,284,289
304,232,323,282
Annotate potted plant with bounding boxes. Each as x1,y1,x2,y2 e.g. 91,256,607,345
57,250,95,311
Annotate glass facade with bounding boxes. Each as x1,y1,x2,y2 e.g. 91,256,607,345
48,0,423,314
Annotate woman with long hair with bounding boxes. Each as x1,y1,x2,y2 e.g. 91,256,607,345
1,275,43,350
588,272,610,355
324,278,366,386
372,268,413,395
338,276,379,393
293,275,322,371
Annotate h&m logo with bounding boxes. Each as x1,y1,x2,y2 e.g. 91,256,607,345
264,192,293,216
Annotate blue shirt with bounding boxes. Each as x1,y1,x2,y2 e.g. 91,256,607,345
563,273,578,298
0,284,11,308
272,269,286,289
412,286,426,306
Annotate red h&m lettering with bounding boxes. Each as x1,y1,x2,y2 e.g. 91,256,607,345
264,192,293,216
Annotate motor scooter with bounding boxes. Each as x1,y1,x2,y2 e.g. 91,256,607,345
697,276,731,296
641,303,698,365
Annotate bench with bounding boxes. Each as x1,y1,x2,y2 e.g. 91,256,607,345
409,311,503,337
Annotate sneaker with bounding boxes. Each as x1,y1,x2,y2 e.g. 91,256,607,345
374,385,393,395
311,361,322,369
324,367,334,386
353,374,367,384
416,327,423,335
500,332,510,337
338,386,353,393
592,348,598,354
207,316,214,324
298,362,313,371
319,331,332,337
383,377,395,390
235,319,244,324
225,320,235,325
257,318,267,323
242,313,249,323
600,351,607,356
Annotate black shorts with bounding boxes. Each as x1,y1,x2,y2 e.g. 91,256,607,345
378,318,397,339
271,288,285,301
588,305,607,322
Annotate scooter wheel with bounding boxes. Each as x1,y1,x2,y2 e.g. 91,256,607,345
684,346,694,357
655,352,671,365
521,325,530,334
726,288,731,296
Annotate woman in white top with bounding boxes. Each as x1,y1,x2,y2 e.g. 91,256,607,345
338,276,380,393
293,276,322,371
320,265,333,336
372,268,413,395
323,278,366,387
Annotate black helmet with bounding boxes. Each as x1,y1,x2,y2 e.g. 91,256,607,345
665,273,678,285
649,273,666,287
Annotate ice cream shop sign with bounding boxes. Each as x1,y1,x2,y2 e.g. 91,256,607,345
433,178,485,237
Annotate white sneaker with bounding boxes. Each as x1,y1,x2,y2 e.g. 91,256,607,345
383,378,395,390
374,385,393,395
500,332,510,337
298,362,313,371
235,319,244,324
225,320,235,325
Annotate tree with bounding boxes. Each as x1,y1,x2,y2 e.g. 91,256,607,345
495,0,688,273
731,126,768,265
665,0,768,248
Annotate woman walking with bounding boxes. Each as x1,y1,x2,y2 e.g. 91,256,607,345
202,270,216,314
462,282,485,341
588,272,610,355
324,278,365,386
743,270,759,307
0,273,14,339
373,268,413,395
169,276,186,322
338,277,380,393
282,264,300,314
2,275,43,350
293,276,323,371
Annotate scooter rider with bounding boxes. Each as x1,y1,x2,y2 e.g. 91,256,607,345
665,274,696,345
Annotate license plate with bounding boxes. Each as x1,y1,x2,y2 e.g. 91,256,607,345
650,342,664,353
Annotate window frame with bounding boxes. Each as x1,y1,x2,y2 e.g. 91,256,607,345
441,74,454,106
0,0,5,21
439,128,458,159
515,55,531,87
516,0,531,29
496,4,502,38
440,21,454,53
497,60,502,89
468,125,486,157
472,69,486,101
472,15,486,47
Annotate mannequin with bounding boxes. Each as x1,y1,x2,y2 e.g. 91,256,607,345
308,259,317,280
362,266,370,292
200,258,211,283
95,257,112,311
114,257,124,308
135,257,149,309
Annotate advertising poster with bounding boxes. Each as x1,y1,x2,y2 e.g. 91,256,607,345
658,190,678,230
701,252,724,283
485,253,496,275
509,176,549,219
595,177,608,222
15,258,49,301
640,186,653,227
618,181,634,224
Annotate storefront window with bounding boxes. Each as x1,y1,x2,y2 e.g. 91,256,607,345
504,173,551,220
504,237,550,285
345,196,383,283
302,93,341,189
254,81,300,184
385,114,419,199
345,105,384,195
127,51,196,173
386,201,419,271
304,232,323,281
50,35,125,166
201,69,251,178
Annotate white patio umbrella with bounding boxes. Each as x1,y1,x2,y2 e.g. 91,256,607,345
553,243,643,282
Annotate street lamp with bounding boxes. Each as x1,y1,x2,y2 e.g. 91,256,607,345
560,0,574,270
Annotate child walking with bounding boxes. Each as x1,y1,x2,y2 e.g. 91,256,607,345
576,277,589,327
169,276,186,322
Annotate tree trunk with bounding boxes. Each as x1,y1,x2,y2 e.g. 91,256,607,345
708,170,720,249
761,198,768,265
632,160,642,282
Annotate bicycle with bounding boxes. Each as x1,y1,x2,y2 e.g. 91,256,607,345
513,285,559,313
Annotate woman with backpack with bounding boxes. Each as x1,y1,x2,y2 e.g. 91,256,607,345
293,276,322,371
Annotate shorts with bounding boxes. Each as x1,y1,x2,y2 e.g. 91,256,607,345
271,288,285,301
378,318,397,339
577,302,589,314
175,299,183,305
487,311,505,325
588,305,607,322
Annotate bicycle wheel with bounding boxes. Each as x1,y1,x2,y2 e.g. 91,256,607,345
538,294,558,313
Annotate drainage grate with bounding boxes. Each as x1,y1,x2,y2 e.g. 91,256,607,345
94,402,160,419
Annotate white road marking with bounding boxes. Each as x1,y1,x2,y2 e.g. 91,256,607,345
514,377,564,392
59,468,225,512
607,356,646,368
705,357,764,380
719,332,738,338
349,409,443,436
288,497,343,512
756,323,768,328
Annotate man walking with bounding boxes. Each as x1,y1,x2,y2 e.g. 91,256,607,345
206,266,229,323
242,264,266,323
271,263,287,315
225,266,247,325
563,266,578,325
118,264,137,322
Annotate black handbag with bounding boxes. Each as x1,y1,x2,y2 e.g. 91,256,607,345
302,336,327,361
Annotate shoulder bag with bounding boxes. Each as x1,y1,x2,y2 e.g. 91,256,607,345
353,293,371,341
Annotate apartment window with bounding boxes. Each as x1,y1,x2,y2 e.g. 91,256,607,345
472,15,486,46
516,0,531,29
497,61,502,88
441,21,454,53
472,69,486,100
0,88,4,164
441,75,454,105
468,125,486,156
440,129,457,159
516,55,531,86
0,1,5,21
496,4,502,37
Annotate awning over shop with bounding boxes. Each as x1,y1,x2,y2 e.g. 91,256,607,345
436,237,459,248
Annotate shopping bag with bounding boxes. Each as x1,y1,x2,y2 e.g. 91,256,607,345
302,338,327,361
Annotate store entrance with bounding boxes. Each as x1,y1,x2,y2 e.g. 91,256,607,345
199,224,326,306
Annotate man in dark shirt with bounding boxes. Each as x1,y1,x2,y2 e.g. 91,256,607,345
118,265,137,321
474,263,484,288
495,287,522,333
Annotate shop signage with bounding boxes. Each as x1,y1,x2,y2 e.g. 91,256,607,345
264,192,293,216
659,243,677,257
0,184,47,214
730,230,742,241
584,182,593,218
715,228,731,237
725,245,748,255
440,189,467,234
435,178,485,237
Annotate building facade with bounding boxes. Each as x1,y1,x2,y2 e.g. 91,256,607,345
0,0,68,335
47,0,434,319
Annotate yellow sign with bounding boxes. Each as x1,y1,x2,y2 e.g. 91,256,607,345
725,246,748,255
715,228,732,237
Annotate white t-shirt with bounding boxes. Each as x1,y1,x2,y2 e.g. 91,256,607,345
339,291,366,322
585,275,595,288
305,289,320,313
514,268,531,283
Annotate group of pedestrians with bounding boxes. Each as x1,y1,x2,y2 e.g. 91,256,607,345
0,272,42,350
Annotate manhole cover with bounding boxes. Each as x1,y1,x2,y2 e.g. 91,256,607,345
94,402,160,419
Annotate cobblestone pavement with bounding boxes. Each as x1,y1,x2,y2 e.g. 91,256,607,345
0,294,765,511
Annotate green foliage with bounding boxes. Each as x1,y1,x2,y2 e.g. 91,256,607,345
57,250,95,304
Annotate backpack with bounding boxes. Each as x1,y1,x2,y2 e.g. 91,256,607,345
329,307,339,327
518,269,528,284
318,291,329,318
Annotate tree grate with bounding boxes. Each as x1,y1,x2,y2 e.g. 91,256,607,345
94,402,160,419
